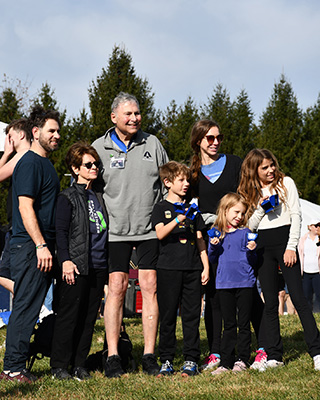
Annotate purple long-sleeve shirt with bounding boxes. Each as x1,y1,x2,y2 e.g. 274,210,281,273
208,228,257,289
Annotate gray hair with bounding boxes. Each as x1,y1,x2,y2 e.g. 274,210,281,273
111,92,140,113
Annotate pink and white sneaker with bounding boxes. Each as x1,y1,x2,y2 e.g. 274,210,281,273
211,366,229,376
232,360,247,373
250,349,268,371
201,354,221,371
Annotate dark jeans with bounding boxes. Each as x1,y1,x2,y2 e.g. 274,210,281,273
257,226,320,361
50,268,107,369
4,240,51,371
302,272,320,313
219,288,253,368
157,269,201,363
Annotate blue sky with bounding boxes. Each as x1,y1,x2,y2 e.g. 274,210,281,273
1,0,320,122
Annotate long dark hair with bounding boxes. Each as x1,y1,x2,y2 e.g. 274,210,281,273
189,119,220,192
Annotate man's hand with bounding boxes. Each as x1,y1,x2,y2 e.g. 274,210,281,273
36,246,53,272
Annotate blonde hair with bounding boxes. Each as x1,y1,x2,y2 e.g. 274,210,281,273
213,193,249,238
238,148,287,215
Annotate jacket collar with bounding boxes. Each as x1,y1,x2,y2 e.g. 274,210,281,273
103,127,146,151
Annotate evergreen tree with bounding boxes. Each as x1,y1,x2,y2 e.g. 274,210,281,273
88,45,158,140
31,82,58,111
298,97,320,203
58,109,94,190
201,84,234,154
159,97,199,162
0,88,22,122
257,74,303,178
230,89,257,159
0,88,23,225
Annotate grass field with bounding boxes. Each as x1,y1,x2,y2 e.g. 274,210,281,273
0,314,320,399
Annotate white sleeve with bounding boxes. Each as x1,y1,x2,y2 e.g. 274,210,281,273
248,205,265,232
284,176,301,251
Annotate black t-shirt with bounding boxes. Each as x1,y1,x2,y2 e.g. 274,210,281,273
11,151,60,244
151,200,205,271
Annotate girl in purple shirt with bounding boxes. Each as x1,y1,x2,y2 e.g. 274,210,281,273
208,193,257,375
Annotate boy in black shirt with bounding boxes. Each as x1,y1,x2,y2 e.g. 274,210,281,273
151,161,210,377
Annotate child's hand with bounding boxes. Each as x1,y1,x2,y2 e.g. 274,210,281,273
176,213,187,223
201,269,210,285
210,237,220,245
247,241,257,251
259,195,269,206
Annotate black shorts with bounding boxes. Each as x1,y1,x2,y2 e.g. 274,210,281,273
108,239,159,273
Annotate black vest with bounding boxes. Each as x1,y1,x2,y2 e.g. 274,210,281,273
58,184,108,275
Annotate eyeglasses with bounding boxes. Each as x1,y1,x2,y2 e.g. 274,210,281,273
82,161,100,169
204,134,224,145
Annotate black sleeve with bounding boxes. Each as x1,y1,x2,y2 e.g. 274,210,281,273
151,202,165,230
55,194,73,264
195,212,206,233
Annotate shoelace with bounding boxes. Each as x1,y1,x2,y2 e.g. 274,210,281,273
162,360,172,370
205,354,219,364
183,361,196,370
255,350,267,362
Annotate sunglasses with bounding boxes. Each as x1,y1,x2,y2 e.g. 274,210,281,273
82,161,100,169
204,134,224,145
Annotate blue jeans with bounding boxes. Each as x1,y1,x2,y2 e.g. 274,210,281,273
3,240,51,371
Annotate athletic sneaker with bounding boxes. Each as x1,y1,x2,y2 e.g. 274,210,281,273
142,353,160,375
265,359,284,370
52,368,72,380
232,360,247,373
250,349,268,371
6,369,38,383
72,367,92,381
201,353,220,370
157,360,174,377
180,361,199,377
313,354,320,371
211,366,229,376
104,355,124,378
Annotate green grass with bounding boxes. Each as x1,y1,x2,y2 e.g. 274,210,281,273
0,314,320,399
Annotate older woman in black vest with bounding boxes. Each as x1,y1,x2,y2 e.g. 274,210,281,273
50,142,108,380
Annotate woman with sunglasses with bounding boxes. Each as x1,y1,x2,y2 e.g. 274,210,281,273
50,142,108,381
190,119,265,371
